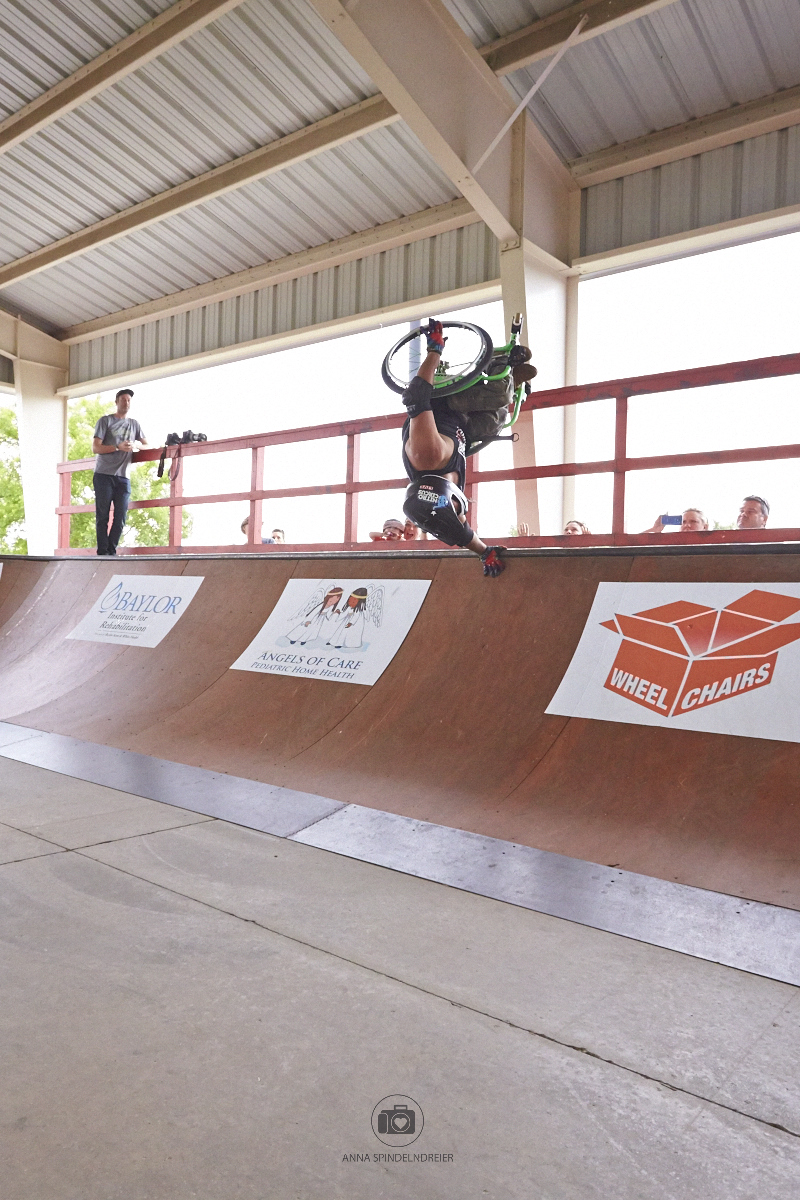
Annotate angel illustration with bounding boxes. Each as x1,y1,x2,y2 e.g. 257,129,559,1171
287,584,343,645
325,585,384,650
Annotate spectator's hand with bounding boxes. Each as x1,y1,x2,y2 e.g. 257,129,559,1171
518,521,530,537
119,439,133,452
646,515,665,533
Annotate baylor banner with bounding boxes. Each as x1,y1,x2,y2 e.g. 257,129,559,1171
67,575,204,647
231,578,430,686
547,583,800,744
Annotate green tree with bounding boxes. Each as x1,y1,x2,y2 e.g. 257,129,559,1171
68,397,191,548
0,406,26,554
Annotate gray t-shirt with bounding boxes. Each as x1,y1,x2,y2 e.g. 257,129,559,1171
93,414,145,477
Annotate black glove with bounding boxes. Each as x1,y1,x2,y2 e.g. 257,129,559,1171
424,319,446,355
481,546,506,577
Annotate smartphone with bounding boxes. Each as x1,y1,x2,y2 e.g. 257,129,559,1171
660,514,682,525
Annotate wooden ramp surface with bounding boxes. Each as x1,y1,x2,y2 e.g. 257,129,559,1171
1,550,798,909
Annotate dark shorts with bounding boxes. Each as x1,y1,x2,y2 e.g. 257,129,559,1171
401,406,467,492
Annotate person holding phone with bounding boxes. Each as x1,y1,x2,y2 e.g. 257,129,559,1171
92,388,148,555
643,508,709,534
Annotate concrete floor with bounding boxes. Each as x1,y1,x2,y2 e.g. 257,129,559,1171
1,757,798,1199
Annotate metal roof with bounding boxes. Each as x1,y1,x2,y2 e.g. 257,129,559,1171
583,123,800,257
447,0,800,160
0,1,175,118
68,220,499,386
1,0,799,345
1,122,458,330
0,0,378,265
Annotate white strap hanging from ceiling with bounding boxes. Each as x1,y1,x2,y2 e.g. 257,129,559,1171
470,15,588,176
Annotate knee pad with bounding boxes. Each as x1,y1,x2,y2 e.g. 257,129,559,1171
402,375,434,417
403,475,474,549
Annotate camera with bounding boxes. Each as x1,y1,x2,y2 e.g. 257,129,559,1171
157,430,208,478
377,1104,415,1135
165,430,207,445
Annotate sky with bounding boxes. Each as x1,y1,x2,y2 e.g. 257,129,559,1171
76,228,800,545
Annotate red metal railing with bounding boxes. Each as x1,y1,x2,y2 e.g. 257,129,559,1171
56,350,800,554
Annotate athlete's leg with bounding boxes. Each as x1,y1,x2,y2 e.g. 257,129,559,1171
403,345,456,472
405,408,456,474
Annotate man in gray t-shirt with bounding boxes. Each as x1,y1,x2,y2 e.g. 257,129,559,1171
92,388,148,555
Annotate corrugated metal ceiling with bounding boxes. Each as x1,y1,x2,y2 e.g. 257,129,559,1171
446,0,800,161
582,124,800,257
68,221,499,385
0,0,175,118
1,123,458,330
2,0,799,339
0,0,379,266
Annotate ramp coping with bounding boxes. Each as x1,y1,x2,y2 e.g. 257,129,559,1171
0,721,798,987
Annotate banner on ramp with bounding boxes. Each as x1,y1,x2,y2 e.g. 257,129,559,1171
230,578,430,686
547,583,800,744
67,575,204,647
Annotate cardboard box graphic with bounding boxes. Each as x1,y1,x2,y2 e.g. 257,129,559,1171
601,590,800,717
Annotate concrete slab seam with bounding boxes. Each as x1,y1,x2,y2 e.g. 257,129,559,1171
1,726,799,986
69,843,800,1143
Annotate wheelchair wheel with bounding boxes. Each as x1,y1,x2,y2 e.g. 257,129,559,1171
381,321,494,397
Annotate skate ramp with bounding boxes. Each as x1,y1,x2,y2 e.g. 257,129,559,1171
1,550,799,909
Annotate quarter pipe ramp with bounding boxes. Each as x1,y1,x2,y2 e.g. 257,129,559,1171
1,548,798,909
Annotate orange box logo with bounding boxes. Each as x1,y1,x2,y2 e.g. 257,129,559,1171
601,589,800,717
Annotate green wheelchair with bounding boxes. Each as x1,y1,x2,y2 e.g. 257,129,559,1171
381,313,536,453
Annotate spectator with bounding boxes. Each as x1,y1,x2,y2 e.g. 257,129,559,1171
241,516,274,544
369,518,405,541
271,528,285,543
564,520,590,535
736,496,769,529
644,508,709,534
680,508,709,531
92,388,147,556
403,518,423,541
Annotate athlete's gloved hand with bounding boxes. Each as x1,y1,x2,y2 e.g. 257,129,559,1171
424,319,446,355
481,546,506,577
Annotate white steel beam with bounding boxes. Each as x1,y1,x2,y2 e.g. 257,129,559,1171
0,0,246,157
61,199,480,343
482,0,678,76
571,84,800,186
306,0,575,257
0,96,398,292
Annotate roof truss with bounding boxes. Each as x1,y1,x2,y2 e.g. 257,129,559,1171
571,84,800,186
482,0,677,75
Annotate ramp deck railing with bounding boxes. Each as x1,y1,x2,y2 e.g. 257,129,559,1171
56,350,800,553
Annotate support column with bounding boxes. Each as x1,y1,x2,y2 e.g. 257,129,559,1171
501,249,568,534
4,314,70,556
562,273,580,523
499,112,573,535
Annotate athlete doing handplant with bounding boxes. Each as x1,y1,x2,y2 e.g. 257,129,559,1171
399,319,534,577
